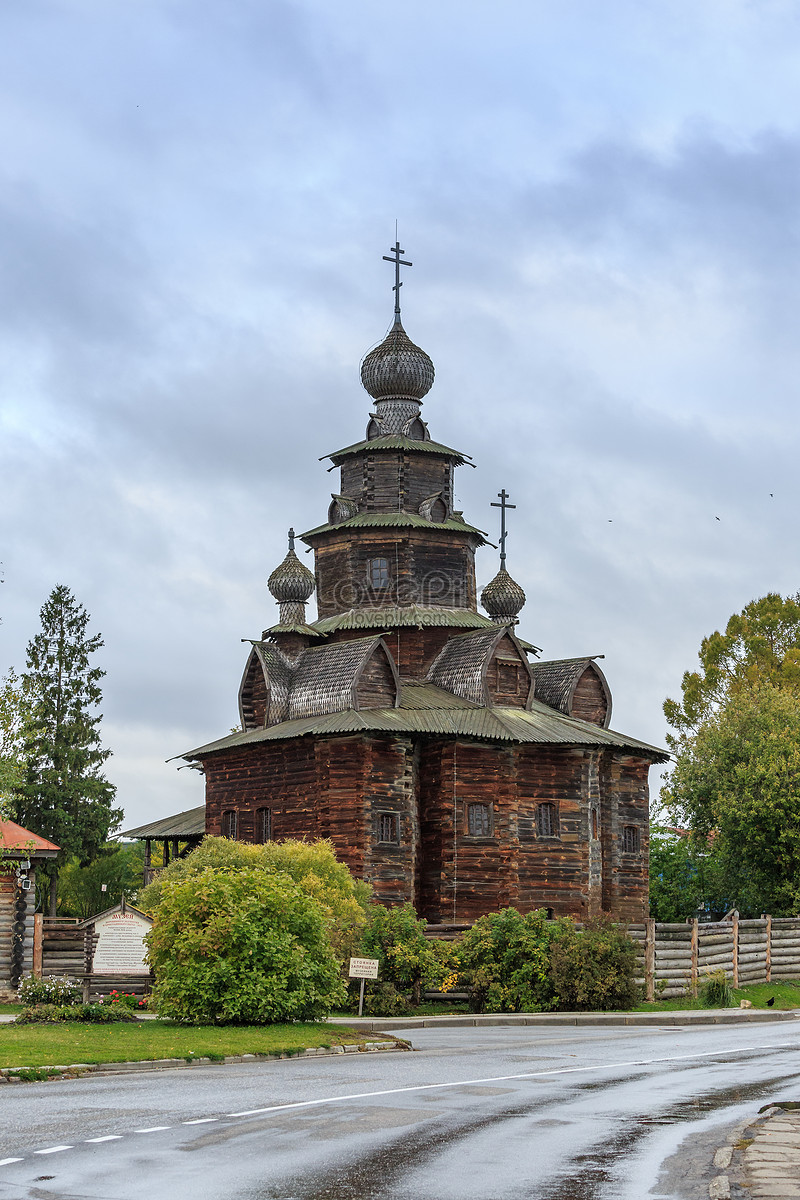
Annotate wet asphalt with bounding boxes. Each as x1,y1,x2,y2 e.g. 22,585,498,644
1,1021,799,1199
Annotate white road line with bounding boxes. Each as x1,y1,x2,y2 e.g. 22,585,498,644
134,1126,171,1133
85,1135,123,1143
0,1159,23,1166
34,1146,72,1155
225,1042,795,1118
182,1118,219,1125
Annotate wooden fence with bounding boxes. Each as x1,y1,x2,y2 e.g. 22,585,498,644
628,915,800,1000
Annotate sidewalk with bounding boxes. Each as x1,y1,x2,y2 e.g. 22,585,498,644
334,1008,800,1031
711,1104,800,1199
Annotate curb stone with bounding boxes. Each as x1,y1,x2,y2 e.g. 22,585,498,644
712,1102,800,1199
0,1040,408,1083
332,1009,800,1031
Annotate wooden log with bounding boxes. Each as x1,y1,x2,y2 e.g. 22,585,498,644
645,918,655,1003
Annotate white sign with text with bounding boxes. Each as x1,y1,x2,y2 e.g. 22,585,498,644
92,910,152,976
348,956,379,979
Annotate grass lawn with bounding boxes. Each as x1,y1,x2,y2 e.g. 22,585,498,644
636,979,800,1012
0,1020,391,1070
0,1004,22,1015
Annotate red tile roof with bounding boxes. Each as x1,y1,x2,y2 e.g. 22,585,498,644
0,819,59,854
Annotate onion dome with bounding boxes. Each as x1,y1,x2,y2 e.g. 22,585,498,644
361,318,435,402
268,529,315,626
481,568,526,624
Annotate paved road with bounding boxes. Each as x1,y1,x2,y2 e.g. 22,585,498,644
2,1021,800,1199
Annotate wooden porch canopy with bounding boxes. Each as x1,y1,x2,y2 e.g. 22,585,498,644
119,805,206,880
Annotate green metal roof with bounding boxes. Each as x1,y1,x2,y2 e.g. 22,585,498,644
310,605,501,634
301,511,488,542
323,434,472,464
119,805,207,840
261,623,324,638
183,685,668,762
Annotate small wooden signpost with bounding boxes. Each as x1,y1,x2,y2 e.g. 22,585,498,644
348,956,379,1016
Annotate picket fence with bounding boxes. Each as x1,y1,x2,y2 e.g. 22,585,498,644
628,914,800,1000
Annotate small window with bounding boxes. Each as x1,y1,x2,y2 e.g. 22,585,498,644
378,812,400,844
368,557,391,588
467,802,492,838
497,663,519,694
622,825,640,854
256,807,272,844
223,810,238,840
536,803,559,839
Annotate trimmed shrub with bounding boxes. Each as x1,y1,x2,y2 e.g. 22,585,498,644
548,918,640,1011
457,908,557,1013
15,1003,137,1025
18,974,81,1007
139,836,368,959
146,866,347,1024
358,903,448,1007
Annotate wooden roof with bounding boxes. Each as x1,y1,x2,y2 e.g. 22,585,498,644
119,805,207,840
288,636,399,720
301,510,488,543
311,605,500,635
323,433,471,465
529,656,611,723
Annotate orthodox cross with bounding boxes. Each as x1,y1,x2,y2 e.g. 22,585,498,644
382,240,412,317
490,489,516,566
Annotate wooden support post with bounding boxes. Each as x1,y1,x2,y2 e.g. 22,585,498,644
732,910,739,988
144,839,151,884
690,918,699,996
32,913,43,979
163,838,170,867
645,918,655,1003
766,914,772,984
171,837,179,860
358,978,366,1018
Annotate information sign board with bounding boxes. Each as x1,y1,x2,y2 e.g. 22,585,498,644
348,956,379,980
92,910,152,976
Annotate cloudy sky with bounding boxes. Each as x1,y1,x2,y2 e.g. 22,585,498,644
3,0,800,829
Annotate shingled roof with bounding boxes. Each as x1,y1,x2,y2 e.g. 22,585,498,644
529,656,611,724
322,434,471,465
288,635,399,720
300,510,488,543
311,605,500,635
426,627,534,708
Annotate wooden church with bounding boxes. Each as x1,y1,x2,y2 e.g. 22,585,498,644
183,245,666,924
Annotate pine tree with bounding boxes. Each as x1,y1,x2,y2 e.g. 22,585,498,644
13,585,121,913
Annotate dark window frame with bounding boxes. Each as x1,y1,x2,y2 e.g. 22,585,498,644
497,662,520,695
256,807,272,844
466,802,493,839
377,811,400,845
368,557,391,589
536,802,559,839
622,824,641,854
223,809,238,840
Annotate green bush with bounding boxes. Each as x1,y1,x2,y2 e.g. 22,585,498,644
548,918,640,1011
457,908,557,1013
699,968,735,1008
361,981,410,1017
18,974,81,1007
140,837,368,959
358,903,448,1007
15,1003,137,1025
146,866,347,1024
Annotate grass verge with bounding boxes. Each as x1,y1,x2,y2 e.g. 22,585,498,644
0,1020,391,1069
636,979,800,1012
0,1004,22,1015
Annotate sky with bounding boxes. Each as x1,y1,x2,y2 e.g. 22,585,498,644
3,0,800,829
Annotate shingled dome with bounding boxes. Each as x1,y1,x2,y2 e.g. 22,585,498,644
361,319,435,401
481,567,526,622
268,535,315,604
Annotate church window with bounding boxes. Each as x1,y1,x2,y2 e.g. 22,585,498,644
622,825,640,854
256,807,272,843
536,803,559,839
224,809,238,840
378,812,400,844
467,803,492,838
368,558,391,588
497,663,520,694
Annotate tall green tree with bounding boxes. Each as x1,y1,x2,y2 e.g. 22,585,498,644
13,585,121,913
0,668,34,817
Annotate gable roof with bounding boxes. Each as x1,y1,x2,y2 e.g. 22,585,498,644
426,627,534,708
0,819,59,857
289,635,399,720
529,656,611,725
322,434,471,465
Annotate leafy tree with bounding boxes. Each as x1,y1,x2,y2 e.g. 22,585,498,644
139,836,369,958
648,828,731,922
146,866,347,1024
664,592,800,742
57,842,144,919
12,585,120,912
0,668,34,816
664,685,800,916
